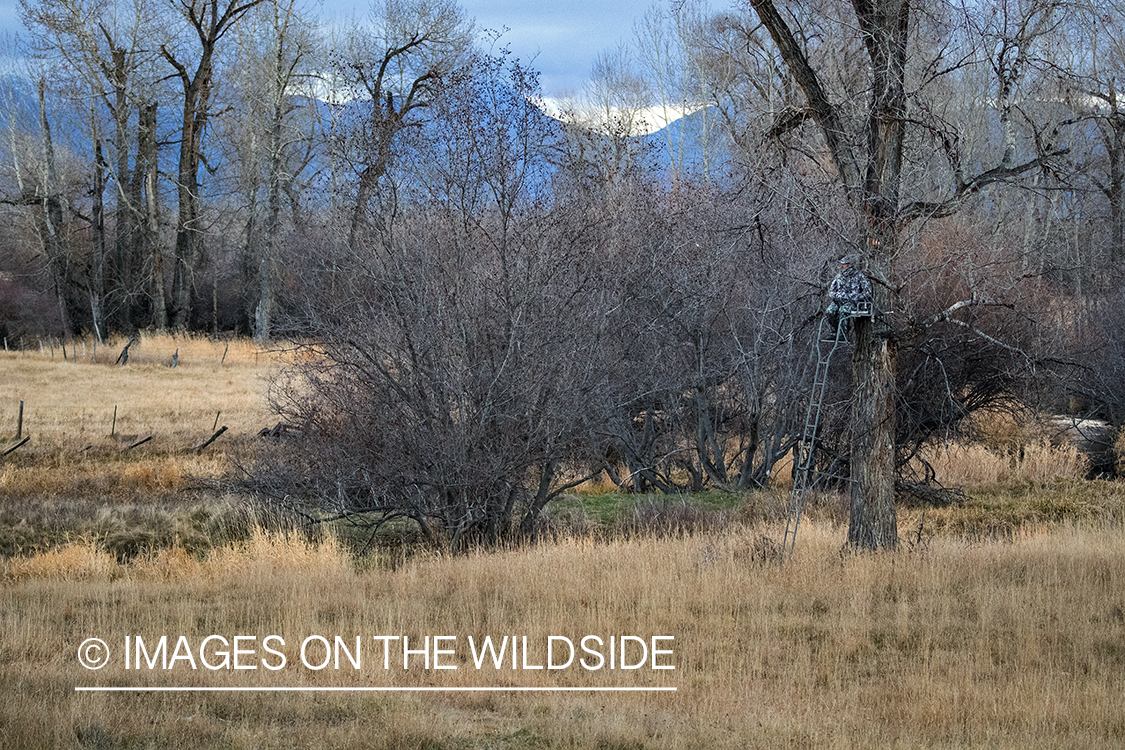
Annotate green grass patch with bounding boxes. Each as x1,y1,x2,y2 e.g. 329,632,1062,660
551,488,753,523
4,476,1125,562
904,478,1125,539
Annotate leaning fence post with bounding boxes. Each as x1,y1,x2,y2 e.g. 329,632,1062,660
194,426,227,452
16,400,23,440
3,437,29,456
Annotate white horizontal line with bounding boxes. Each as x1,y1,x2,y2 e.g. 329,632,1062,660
76,686,676,693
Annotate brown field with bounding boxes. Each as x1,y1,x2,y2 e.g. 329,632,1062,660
3,523,1124,749
0,333,274,446
2,335,1125,748
0,334,278,557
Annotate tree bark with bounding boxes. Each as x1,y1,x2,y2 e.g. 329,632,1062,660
91,136,106,341
847,315,898,549
255,10,290,344
109,44,135,330
35,77,72,338
168,63,208,331
1105,117,1125,263
138,103,166,330
848,0,909,550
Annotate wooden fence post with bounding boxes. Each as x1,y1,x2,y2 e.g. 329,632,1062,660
194,426,228,452
3,437,29,456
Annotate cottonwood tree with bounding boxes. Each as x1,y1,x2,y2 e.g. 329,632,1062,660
161,0,266,329
20,0,108,335
742,0,1070,549
0,52,95,339
30,78,73,336
327,0,473,247
225,0,320,342
0,73,71,338
18,0,167,332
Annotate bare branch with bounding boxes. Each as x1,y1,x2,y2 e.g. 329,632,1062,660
745,0,862,194
897,148,1070,226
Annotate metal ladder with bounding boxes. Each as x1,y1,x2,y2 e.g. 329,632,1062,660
782,302,872,562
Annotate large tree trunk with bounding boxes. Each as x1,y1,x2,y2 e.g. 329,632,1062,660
848,315,898,549
138,103,166,330
36,78,72,338
847,0,910,550
126,105,146,326
749,0,909,551
163,1,263,330
110,46,134,331
254,25,287,344
170,90,204,330
162,0,267,330
91,137,106,341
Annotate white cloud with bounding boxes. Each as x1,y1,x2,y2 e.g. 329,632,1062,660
542,97,702,135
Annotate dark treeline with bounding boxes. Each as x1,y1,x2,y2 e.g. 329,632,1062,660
4,0,1125,546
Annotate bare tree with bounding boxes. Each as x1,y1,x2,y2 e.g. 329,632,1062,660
0,52,93,339
18,0,168,332
633,0,721,179
161,0,266,329
742,0,1070,549
222,0,320,342
326,0,473,248
31,78,73,337
1056,0,1125,263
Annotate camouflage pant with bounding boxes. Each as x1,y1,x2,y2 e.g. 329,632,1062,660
825,300,861,317
825,300,863,334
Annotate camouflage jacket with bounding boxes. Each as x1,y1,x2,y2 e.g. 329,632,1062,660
828,266,872,304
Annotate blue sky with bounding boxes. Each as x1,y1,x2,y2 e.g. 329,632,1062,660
1,0,659,98
472,0,656,96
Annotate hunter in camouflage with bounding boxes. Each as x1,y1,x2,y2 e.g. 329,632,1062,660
825,254,872,334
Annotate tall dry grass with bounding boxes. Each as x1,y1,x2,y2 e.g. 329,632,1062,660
914,438,1089,487
2,521,1123,749
3,333,1124,747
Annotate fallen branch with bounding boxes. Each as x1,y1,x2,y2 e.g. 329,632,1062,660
194,425,228,452
126,435,153,450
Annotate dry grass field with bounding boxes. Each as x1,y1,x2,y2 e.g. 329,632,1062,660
2,523,1123,749
2,335,1125,748
0,334,277,557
